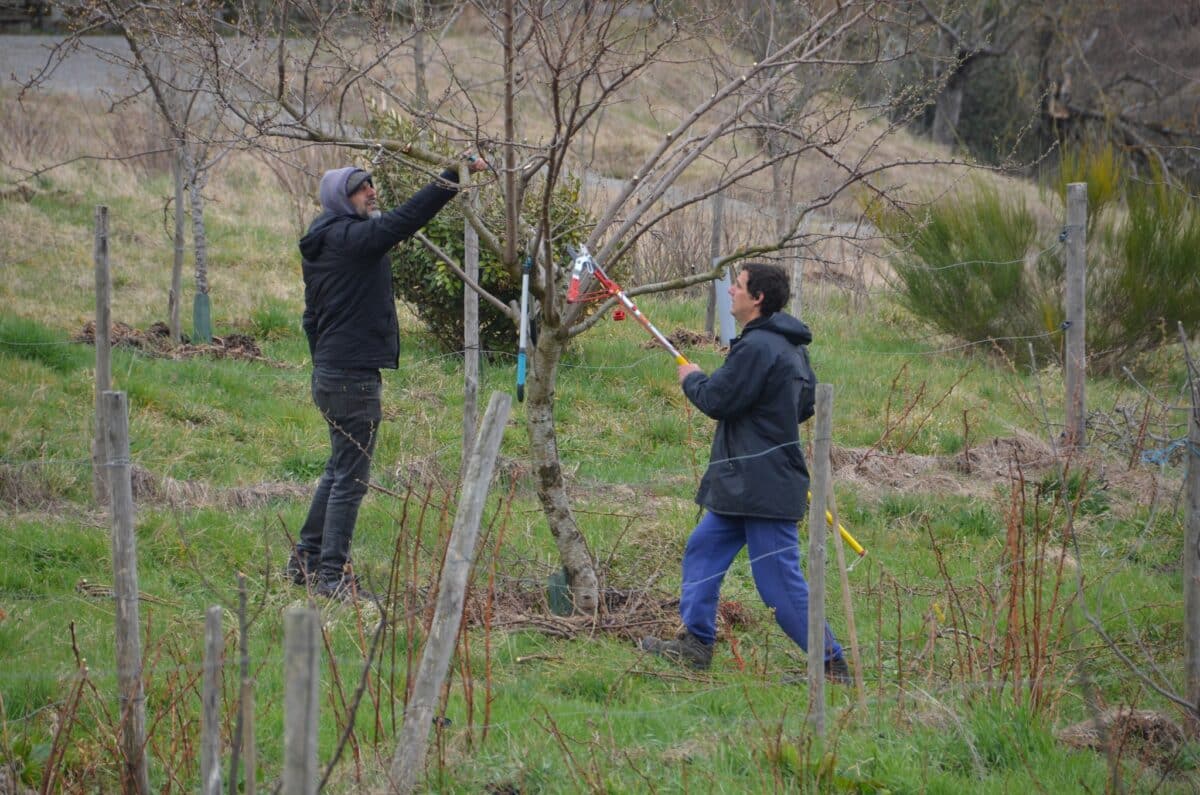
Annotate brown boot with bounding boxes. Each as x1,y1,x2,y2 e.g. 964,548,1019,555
639,630,713,670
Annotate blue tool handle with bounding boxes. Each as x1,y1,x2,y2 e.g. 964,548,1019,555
516,352,526,402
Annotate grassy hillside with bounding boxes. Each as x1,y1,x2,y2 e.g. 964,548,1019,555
1,86,1197,792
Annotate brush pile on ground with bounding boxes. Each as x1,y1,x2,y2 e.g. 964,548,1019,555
74,320,266,362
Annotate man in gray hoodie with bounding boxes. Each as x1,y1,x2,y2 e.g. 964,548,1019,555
288,157,487,601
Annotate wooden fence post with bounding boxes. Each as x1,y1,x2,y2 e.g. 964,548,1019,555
283,607,320,795
233,573,256,795
1182,326,1200,733
201,606,223,795
93,206,111,506
1064,183,1087,449
807,384,832,736
389,391,512,793
103,391,150,794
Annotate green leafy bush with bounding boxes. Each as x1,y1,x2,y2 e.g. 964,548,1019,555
366,112,591,356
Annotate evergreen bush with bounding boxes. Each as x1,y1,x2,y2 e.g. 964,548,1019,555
365,111,591,356
873,148,1200,372
868,179,1044,355
1090,173,1200,367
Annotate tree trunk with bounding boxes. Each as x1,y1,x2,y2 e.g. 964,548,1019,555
931,70,964,148
412,1,428,112
524,330,599,614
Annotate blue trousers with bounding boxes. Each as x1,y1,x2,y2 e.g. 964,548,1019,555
297,367,382,581
680,511,843,660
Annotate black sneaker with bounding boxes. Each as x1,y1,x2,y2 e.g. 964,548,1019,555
824,656,852,685
315,572,379,604
285,550,318,586
638,630,713,670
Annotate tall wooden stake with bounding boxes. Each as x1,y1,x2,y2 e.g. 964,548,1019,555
706,191,723,337
463,182,480,473
104,391,150,795
808,384,832,736
1181,324,1200,733
93,206,112,506
1063,183,1087,449
170,146,185,343
389,392,512,793
828,486,867,713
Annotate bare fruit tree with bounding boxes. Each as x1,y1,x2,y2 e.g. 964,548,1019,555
31,0,961,612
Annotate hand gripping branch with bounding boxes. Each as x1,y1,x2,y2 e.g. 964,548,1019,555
516,256,532,402
565,244,690,366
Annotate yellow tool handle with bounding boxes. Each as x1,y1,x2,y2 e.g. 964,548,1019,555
808,491,866,556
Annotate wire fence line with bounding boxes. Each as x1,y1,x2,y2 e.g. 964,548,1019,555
873,238,1065,274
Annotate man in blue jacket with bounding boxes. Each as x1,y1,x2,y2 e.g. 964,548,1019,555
640,263,850,683
287,156,487,601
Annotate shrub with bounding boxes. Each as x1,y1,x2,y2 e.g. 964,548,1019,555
874,148,1200,372
868,179,1045,355
1090,172,1200,367
366,111,592,356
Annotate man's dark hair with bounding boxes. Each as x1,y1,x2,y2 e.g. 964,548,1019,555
740,262,790,316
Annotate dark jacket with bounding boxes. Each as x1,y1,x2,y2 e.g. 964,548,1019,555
299,168,460,370
682,311,816,521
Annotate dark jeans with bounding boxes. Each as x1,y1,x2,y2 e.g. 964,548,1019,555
297,366,382,581
679,511,843,660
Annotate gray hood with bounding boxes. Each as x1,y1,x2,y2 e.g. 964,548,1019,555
318,167,367,217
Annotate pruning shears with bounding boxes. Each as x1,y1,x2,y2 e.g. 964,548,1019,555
516,256,532,402
565,244,689,366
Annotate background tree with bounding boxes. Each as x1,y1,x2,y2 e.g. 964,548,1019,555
22,1,232,342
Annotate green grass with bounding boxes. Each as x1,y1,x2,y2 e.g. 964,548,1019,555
1,153,1197,792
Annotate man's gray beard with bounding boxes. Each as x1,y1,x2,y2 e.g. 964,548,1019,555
368,209,382,219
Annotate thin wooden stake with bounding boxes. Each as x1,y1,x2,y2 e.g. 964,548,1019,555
389,392,512,793
233,572,256,795
827,485,867,714
1180,323,1200,734
1063,183,1087,449
705,191,723,337
808,384,832,736
201,606,223,795
463,181,480,474
93,206,111,506
103,391,150,795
